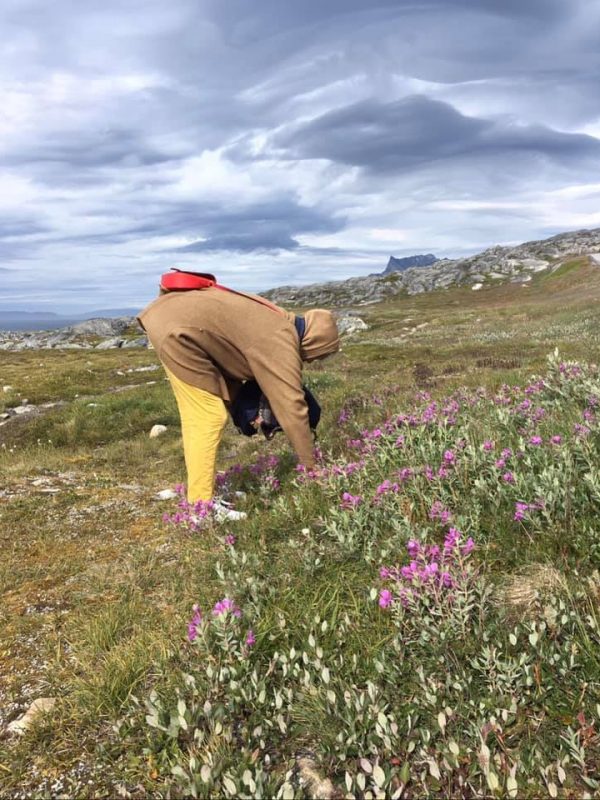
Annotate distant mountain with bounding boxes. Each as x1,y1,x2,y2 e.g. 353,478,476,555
383,254,438,274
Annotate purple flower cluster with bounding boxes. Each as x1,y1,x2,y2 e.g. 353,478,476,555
340,492,363,510
163,497,215,531
378,529,475,609
186,599,255,651
187,604,203,642
514,499,545,522
429,501,452,525
212,597,242,618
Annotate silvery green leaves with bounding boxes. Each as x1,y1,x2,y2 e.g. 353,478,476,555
136,351,600,798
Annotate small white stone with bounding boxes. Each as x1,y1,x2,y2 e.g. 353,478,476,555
472,283,483,291
13,405,35,415
8,698,56,735
149,424,168,439
3,385,13,393
155,488,178,500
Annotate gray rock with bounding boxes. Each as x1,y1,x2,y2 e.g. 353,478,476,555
336,316,369,335
95,337,124,350
121,336,148,349
7,698,56,736
68,316,135,336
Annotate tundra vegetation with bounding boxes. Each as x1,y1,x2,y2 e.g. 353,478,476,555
1,256,600,798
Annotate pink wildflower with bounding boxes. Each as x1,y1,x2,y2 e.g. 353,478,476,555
378,589,393,608
187,604,203,642
340,492,363,510
212,598,242,618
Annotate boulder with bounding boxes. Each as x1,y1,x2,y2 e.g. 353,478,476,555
121,337,148,349
336,316,369,335
95,337,124,350
68,317,135,336
8,698,56,735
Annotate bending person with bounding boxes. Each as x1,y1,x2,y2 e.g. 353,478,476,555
137,277,339,518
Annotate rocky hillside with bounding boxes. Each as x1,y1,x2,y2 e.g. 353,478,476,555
264,227,600,307
2,227,600,350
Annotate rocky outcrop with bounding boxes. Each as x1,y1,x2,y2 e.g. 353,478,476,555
67,317,134,336
264,227,600,308
383,254,438,274
0,317,138,351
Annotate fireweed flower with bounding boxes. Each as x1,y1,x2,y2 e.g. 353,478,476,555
407,539,421,558
429,500,452,524
514,502,529,522
550,435,562,445
443,450,456,464
495,458,506,469
379,531,475,610
212,598,242,618
245,629,256,647
483,440,495,451
224,534,236,546
574,423,591,437
529,435,543,446
340,492,363,510
379,589,393,608
187,604,203,642
502,471,515,483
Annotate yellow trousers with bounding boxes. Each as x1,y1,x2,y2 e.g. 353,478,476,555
165,368,228,503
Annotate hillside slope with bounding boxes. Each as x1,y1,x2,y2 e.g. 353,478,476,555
265,226,600,307
2,254,600,797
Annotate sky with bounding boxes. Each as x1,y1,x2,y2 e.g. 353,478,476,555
1,0,600,313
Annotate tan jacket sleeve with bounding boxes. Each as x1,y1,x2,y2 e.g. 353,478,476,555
245,326,316,468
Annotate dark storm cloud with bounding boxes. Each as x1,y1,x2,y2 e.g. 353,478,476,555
174,200,345,253
274,95,600,173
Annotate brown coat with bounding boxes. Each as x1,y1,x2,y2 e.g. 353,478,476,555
137,288,338,468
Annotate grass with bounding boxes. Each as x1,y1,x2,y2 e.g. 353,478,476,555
1,256,600,797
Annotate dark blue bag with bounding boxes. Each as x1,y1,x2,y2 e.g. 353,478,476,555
230,380,321,439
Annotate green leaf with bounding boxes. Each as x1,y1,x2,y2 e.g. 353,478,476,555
281,782,295,799
486,770,499,792
506,775,518,798
373,765,386,788
200,765,211,783
400,762,410,784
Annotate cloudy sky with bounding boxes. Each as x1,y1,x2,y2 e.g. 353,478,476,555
2,0,600,312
